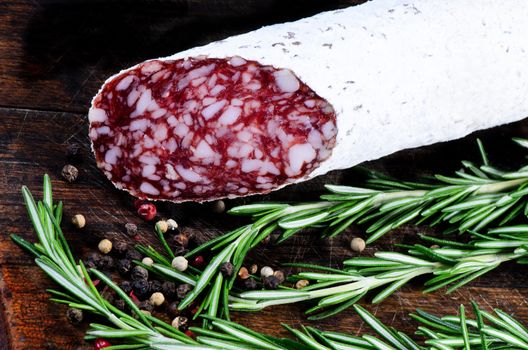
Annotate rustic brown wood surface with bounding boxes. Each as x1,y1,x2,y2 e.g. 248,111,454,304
2,1,528,349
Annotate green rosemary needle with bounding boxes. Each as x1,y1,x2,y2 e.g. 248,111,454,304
189,303,528,350
173,138,528,318
229,230,528,319
11,175,206,349
230,138,528,244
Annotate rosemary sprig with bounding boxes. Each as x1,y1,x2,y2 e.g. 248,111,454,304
11,175,211,349
190,303,528,350
229,229,528,319
170,138,528,318
230,138,528,244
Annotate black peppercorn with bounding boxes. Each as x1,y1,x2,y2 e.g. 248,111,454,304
273,270,285,284
86,252,103,269
174,233,189,247
117,259,132,276
101,289,115,305
138,300,154,312
149,280,163,293
125,223,138,237
167,301,180,318
113,241,128,256
126,249,142,261
120,281,133,294
161,281,177,298
176,284,192,299
263,276,280,289
132,279,150,299
131,266,149,281
220,262,234,277
114,299,126,311
66,307,83,325
244,278,257,290
61,164,79,182
99,255,114,270
65,142,82,163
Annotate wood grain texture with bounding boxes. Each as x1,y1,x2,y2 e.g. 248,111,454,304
1,0,528,349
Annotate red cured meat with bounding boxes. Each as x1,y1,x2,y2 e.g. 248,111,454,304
89,57,337,202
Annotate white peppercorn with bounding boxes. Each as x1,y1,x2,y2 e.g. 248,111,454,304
260,266,274,278
171,256,188,272
98,239,112,254
71,214,86,229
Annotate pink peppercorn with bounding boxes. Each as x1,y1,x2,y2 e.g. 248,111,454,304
137,203,157,221
94,338,111,349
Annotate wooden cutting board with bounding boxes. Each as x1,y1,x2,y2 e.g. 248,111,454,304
2,1,528,349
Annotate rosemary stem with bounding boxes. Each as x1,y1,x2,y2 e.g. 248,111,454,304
476,178,528,194
372,190,428,206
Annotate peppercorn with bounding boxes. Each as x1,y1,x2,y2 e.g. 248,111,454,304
61,164,79,182
98,239,112,254
138,300,154,312
220,262,234,277
150,292,165,307
142,257,154,266
185,330,195,339
260,266,274,278
263,275,280,289
249,264,258,274
65,142,82,163
161,281,177,298
117,259,132,275
295,279,310,289
350,237,366,253
191,255,205,268
114,299,126,311
167,301,180,317
173,233,189,247
149,280,163,293
120,281,133,294
125,223,138,237
261,235,271,244
71,214,86,229
132,279,150,299
244,277,257,290
101,289,115,305
273,270,285,284
99,255,114,270
66,307,83,325
238,267,250,280
176,284,193,299
137,202,157,221
126,249,142,261
85,252,102,269
210,200,226,213
171,256,188,271
166,219,178,230
113,241,128,256
94,338,111,349
171,316,188,329
131,266,149,281
155,220,169,234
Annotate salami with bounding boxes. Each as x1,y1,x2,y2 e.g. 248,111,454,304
90,0,528,202
89,58,336,201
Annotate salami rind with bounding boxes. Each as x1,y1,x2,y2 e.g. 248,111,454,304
89,58,336,201
90,0,528,202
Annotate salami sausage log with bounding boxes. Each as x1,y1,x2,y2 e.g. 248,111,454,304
89,0,528,202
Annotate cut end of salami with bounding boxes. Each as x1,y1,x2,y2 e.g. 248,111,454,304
89,57,337,202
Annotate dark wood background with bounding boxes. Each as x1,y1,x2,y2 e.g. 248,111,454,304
2,1,528,349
